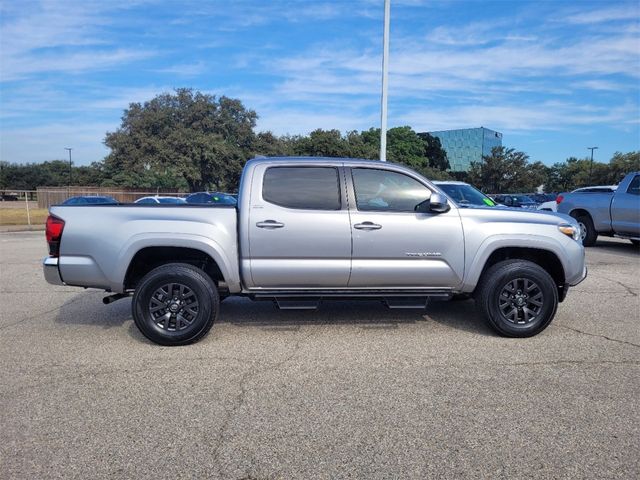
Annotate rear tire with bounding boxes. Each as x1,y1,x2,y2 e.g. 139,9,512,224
132,263,219,346
476,259,558,337
573,213,597,247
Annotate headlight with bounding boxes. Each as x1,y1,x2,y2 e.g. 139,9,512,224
558,224,581,241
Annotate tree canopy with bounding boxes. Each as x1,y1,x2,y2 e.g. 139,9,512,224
2,89,638,195
103,89,257,191
100,90,451,189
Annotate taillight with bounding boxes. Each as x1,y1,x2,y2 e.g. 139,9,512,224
556,195,564,204
45,215,65,257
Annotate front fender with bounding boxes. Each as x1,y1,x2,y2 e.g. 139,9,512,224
461,233,570,292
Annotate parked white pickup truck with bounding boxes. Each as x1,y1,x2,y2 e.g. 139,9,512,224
43,157,587,345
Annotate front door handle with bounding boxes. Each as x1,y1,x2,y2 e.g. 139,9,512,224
256,220,284,229
354,221,382,231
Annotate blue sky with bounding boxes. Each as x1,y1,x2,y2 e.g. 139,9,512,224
1,0,639,166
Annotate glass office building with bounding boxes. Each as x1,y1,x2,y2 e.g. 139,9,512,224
427,127,502,172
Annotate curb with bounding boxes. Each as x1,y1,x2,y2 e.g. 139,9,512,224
0,225,45,233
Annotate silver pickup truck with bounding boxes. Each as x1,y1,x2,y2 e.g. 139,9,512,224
557,172,640,246
43,157,586,345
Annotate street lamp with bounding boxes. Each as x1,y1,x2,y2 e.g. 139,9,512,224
64,147,72,192
587,146,598,184
379,0,390,161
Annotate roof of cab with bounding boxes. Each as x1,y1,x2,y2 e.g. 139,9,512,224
247,155,383,167
244,156,441,183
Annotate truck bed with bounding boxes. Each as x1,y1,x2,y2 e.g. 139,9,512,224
49,204,240,292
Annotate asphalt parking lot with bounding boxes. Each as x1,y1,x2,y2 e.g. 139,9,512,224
1,232,638,479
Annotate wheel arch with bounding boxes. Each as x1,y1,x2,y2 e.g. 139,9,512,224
113,233,241,293
568,208,592,221
463,236,568,299
478,247,565,287
124,246,226,291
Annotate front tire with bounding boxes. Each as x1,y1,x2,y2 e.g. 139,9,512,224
573,213,597,247
132,263,219,346
476,260,558,337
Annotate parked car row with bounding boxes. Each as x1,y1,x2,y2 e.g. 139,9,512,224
491,194,539,209
434,177,638,248
60,192,238,206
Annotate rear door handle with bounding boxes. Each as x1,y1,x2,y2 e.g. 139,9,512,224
256,220,284,229
354,221,382,230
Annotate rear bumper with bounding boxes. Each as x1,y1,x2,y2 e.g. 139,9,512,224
43,257,64,286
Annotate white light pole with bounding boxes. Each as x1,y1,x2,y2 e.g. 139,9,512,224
380,0,390,161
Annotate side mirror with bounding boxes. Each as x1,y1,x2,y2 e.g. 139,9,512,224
415,193,449,213
429,192,450,213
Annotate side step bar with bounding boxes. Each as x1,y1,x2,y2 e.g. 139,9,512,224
252,289,452,311
384,297,430,309
275,298,321,310
250,289,452,299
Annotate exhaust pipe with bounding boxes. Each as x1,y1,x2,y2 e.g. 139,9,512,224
103,293,130,305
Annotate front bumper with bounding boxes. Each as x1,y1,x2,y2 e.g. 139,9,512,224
567,261,588,287
43,256,64,286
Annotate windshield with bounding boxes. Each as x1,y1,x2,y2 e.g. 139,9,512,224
437,183,495,207
511,195,535,203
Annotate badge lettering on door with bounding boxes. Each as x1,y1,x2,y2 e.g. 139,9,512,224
405,252,442,257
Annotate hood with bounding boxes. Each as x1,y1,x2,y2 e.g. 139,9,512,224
458,204,576,227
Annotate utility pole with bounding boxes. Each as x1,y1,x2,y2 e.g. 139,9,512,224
379,0,390,161
587,146,598,184
65,147,73,195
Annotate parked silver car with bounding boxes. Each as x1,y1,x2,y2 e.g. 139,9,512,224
43,157,586,345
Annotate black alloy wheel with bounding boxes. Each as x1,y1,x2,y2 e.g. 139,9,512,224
476,259,558,337
132,263,219,346
497,278,544,324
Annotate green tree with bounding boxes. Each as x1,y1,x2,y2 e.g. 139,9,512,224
607,151,640,183
417,132,450,170
0,160,104,190
467,146,534,193
251,131,295,157
291,129,352,157
545,156,614,192
103,88,257,191
360,126,451,179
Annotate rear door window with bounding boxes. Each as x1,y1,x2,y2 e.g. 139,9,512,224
626,175,640,195
262,167,341,210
